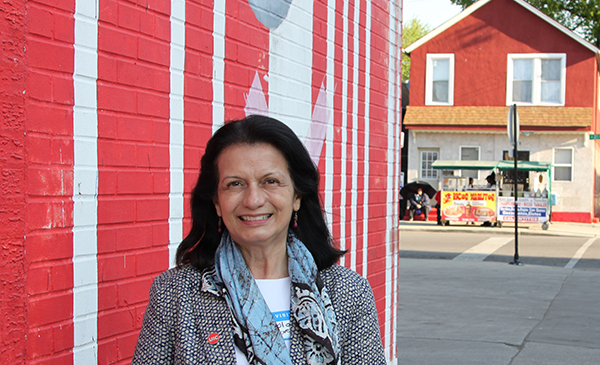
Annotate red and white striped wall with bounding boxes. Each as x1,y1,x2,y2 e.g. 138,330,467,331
3,0,401,363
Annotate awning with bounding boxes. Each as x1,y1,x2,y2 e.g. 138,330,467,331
432,160,552,172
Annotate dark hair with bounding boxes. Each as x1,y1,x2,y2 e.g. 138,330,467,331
176,114,345,271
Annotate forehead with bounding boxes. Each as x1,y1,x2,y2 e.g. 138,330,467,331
217,143,289,173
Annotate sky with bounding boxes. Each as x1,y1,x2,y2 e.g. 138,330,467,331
403,0,464,29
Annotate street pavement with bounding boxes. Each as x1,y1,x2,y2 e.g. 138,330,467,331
397,220,600,364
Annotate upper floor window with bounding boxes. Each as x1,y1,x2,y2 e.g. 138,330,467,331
426,54,454,106
506,54,566,106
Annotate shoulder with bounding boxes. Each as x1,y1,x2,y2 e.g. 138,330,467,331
147,265,204,304
319,264,374,303
153,264,202,287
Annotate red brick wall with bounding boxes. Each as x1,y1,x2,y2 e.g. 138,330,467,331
0,1,402,363
23,0,76,363
0,0,27,362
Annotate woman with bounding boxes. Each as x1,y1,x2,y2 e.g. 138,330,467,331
132,115,386,364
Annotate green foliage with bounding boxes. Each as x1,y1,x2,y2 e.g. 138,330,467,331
402,18,431,82
449,0,599,47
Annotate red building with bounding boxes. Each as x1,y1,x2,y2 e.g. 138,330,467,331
0,0,402,363
403,0,600,222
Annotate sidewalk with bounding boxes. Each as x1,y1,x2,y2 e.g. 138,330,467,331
399,219,600,237
397,258,600,364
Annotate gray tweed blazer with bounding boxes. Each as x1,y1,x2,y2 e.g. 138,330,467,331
132,264,386,364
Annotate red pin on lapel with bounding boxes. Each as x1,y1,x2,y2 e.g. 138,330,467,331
208,332,220,345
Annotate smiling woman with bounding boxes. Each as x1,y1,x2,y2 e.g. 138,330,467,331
132,115,387,365
214,143,301,279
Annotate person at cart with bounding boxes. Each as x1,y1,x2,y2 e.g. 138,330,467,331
409,188,431,221
482,172,497,227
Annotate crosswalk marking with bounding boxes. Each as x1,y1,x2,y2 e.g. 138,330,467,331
454,237,513,261
565,237,597,269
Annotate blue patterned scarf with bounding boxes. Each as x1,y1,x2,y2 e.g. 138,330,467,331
201,232,340,365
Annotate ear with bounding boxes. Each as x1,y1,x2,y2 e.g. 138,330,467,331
213,197,222,217
293,195,301,212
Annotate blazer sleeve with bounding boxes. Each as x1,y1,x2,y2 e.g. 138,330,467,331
322,266,387,364
131,270,176,364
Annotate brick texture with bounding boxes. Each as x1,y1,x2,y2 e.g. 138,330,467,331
2,0,402,363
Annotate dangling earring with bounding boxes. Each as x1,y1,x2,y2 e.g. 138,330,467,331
293,211,298,228
217,217,223,233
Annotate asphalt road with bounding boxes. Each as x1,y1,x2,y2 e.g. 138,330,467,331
397,228,600,364
399,230,600,270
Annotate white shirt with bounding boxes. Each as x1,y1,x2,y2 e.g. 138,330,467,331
235,277,291,365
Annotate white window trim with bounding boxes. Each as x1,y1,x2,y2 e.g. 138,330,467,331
506,53,566,106
419,149,439,180
459,145,480,179
552,147,574,182
425,54,455,106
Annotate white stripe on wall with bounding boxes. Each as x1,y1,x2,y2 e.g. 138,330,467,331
350,0,361,272
324,0,336,235
73,0,99,363
385,0,402,361
362,0,372,279
213,0,226,133
269,2,314,133
169,0,186,268
339,0,349,266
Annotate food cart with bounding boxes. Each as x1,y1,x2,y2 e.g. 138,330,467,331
432,160,553,229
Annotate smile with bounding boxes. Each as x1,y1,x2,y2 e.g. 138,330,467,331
240,214,272,221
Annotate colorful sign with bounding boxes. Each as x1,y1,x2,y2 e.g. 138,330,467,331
441,191,497,222
498,197,549,223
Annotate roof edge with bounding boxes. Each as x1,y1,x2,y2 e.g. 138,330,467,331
404,0,600,55
513,0,599,54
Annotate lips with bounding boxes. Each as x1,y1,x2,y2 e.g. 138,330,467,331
240,214,272,222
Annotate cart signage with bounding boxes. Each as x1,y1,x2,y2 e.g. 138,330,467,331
497,197,548,223
441,191,497,223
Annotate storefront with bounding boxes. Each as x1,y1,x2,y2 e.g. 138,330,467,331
432,160,553,229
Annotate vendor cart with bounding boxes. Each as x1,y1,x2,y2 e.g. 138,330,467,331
432,160,553,229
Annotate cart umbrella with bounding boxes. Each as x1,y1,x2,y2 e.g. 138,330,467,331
400,180,437,199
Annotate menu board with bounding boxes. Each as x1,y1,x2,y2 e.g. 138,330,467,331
440,191,497,223
497,197,548,223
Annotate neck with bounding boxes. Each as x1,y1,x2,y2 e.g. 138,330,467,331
238,244,288,279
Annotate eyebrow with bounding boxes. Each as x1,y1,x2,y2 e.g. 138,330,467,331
220,171,285,182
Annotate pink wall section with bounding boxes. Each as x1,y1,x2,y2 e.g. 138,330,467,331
1,0,401,364
409,0,597,108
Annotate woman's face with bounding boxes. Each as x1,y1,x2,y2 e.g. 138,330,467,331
213,143,301,251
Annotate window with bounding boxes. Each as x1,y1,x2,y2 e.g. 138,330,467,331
553,148,573,181
460,146,479,179
507,54,566,106
426,54,454,105
420,149,439,179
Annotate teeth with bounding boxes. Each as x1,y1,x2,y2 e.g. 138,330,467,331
241,214,271,221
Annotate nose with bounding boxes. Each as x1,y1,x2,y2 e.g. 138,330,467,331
243,183,265,209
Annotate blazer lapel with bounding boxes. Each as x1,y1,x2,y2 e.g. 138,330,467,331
194,292,237,365
289,318,305,364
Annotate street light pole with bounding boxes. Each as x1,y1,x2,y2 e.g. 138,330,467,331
510,104,522,266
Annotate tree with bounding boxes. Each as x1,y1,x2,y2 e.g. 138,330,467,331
450,0,600,47
402,18,431,82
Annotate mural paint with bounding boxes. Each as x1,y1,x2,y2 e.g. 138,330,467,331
1,0,402,363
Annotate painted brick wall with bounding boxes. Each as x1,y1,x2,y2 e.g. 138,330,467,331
24,0,76,363
1,0,27,362
1,0,402,363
